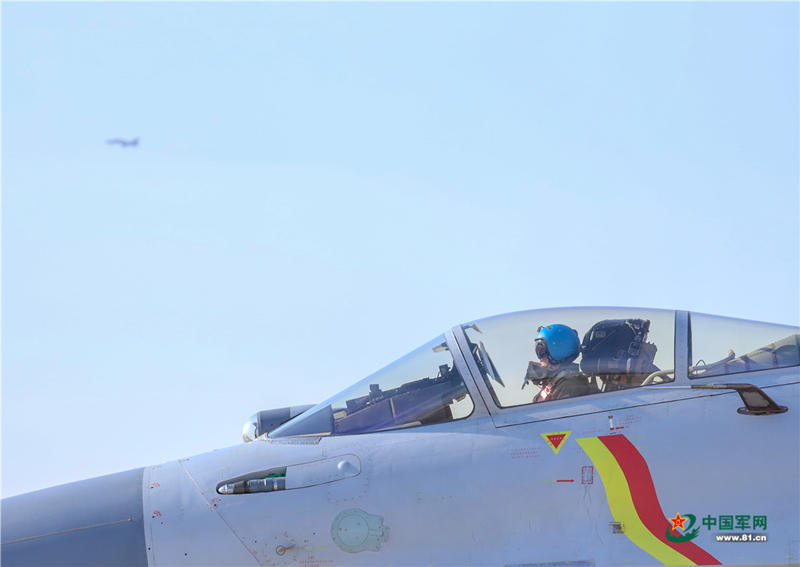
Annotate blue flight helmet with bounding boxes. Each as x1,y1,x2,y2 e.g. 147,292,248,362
535,324,580,364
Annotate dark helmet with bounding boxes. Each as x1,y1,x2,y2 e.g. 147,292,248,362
534,324,580,364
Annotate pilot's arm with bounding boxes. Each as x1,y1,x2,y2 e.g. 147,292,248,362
523,361,545,387
526,361,546,380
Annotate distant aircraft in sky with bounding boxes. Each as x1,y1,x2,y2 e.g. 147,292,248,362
106,137,139,148
1,307,798,566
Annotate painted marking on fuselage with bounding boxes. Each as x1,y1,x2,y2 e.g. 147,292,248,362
510,447,540,459
577,434,720,566
542,431,572,454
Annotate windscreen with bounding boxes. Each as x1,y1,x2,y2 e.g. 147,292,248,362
270,335,474,437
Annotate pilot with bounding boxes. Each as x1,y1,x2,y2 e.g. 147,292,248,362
525,324,593,402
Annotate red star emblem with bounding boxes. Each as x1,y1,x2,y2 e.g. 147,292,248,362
669,512,688,532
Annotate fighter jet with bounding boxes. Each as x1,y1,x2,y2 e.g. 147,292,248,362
106,137,139,148
2,307,798,566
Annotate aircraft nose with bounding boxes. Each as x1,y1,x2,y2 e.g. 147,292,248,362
1,468,148,566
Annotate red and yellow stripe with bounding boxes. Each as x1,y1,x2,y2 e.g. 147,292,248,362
577,435,720,566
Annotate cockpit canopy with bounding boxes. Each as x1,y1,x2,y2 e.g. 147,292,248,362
270,308,799,438
270,335,474,438
462,307,677,407
688,312,799,378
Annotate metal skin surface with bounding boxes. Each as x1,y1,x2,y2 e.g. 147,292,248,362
1,468,147,566
2,309,799,566
161,374,798,566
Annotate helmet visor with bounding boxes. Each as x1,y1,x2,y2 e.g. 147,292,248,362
534,339,549,361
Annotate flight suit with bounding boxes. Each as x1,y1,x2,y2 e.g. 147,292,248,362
527,362,594,402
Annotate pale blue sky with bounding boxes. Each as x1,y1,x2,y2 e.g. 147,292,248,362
3,2,798,496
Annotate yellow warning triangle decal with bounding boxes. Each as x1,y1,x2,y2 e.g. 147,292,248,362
542,431,571,454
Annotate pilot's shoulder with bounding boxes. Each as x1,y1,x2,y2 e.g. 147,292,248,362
559,362,581,374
